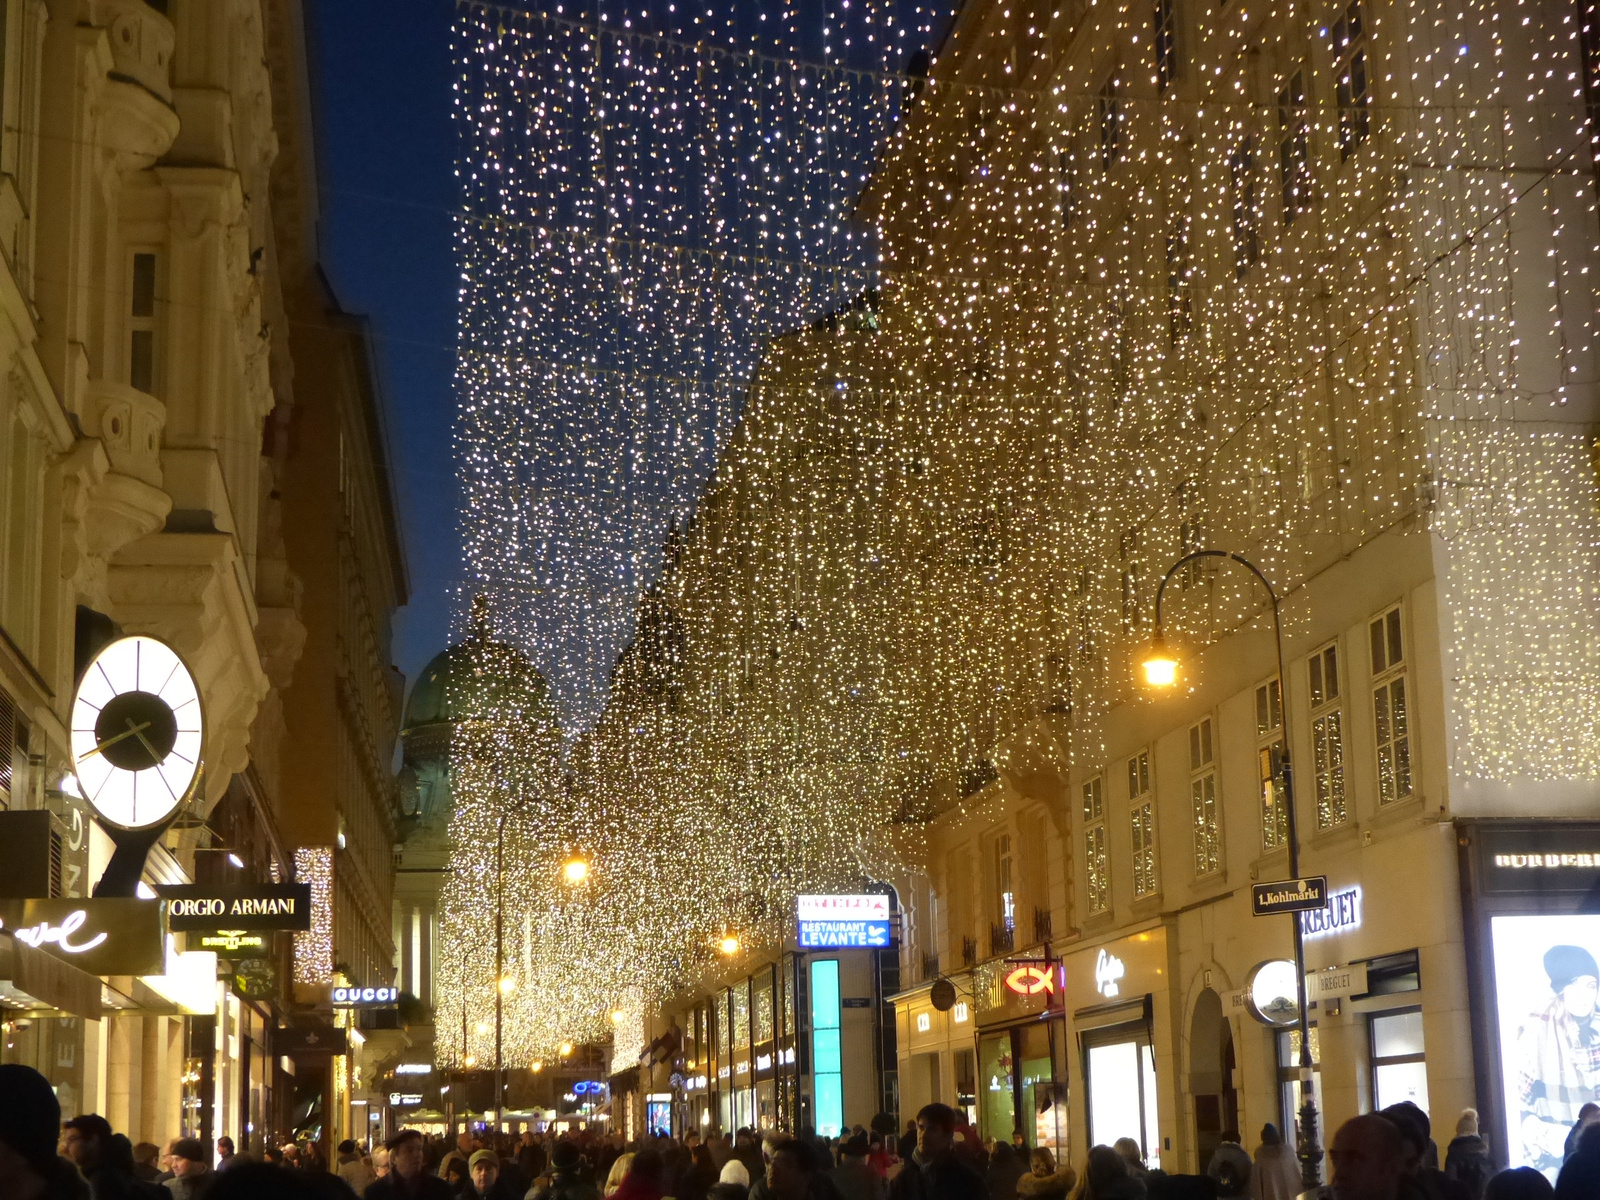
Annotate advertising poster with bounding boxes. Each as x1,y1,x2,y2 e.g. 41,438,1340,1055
1490,914,1600,1179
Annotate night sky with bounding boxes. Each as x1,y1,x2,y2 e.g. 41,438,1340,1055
307,0,946,713
310,0,458,694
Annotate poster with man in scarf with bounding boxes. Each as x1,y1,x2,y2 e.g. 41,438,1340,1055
1492,918,1600,1180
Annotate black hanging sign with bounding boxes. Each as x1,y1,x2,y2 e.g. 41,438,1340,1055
157,883,312,932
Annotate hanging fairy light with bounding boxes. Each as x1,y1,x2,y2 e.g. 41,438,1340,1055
442,0,1600,1062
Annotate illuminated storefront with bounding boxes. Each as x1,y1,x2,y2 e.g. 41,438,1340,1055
1460,820,1600,1184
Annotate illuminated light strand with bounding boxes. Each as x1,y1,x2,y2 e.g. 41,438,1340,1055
445,0,1600,1055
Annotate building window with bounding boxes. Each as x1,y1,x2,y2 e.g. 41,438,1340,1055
1332,0,1370,159
1256,679,1289,849
1190,718,1221,876
1128,751,1156,897
1166,215,1193,337
1083,776,1109,915
1230,137,1259,277
129,252,158,393
1370,1008,1428,1111
1278,69,1311,224
1309,642,1347,828
994,833,1016,935
1371,606,1412,804
1099,74,1123,169
1058,147,1080,228
1153,0,1178,92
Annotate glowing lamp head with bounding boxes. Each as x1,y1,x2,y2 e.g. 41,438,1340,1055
531,1061,544,1073
610,1009,626,1024
1140,635,1180,688
562,858,590,885
475,1022,489,1036
499,976,516,995
718,935,741,956
559,1042,574,1056
464,1055,477,1068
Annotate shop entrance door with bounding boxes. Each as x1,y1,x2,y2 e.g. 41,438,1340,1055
1082,1025,1159,1162
1189,988,1238,1169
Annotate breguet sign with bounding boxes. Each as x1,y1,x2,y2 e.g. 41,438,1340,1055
156,884,312,932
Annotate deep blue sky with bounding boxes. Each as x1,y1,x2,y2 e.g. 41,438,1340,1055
310,0,459,695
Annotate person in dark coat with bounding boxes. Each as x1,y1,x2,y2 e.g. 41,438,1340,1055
531,1140,602,1200
986,1144,1027,1200
832,1136,887,1200
63,1115,166,1200
458,1149,521,1200
766,1140,846,1200
366,1130,454,1200
1555,1121,1600,1200
1482,1169,1552,1200
1443,1111,1492,1200
889,1105,986,1200
1380,1104,1472,1200
0,1063,91,1200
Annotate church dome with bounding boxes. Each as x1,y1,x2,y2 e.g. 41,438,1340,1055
401,635,556,735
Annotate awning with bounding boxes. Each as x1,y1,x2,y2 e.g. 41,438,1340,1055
0,932,103,1019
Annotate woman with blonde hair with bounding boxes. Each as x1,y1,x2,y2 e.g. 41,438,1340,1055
607,1153,638,1196
1017,1147,1076,1200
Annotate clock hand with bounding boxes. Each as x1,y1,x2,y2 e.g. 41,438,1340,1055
126,719,164,766
76,721,152,762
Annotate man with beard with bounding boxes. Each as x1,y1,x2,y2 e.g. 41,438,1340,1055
1515,945,1600,1176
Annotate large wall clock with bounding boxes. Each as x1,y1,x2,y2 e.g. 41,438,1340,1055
70,635,204,830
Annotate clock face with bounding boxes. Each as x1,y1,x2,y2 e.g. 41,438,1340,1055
70,635,203,830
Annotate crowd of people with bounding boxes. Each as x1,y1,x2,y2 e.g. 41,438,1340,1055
3,1063,1600,1200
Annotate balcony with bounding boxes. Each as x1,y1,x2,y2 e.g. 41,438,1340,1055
921,952,940,983
1033,906,1054,943
990,922,1015,958
961,936,978,968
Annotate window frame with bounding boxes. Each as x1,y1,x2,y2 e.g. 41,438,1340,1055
1370,605,1413,805
1255,678,1289,850
1230,136,1260,278
1277,68,1312,225
1331,0,1371,160
1128,751,1157,898
1153,0,1179,92
1367,1005,1428,1112
1189,717,1221,877
1099,72,1123,169
1083,776,1110,916
1308,641,1348,828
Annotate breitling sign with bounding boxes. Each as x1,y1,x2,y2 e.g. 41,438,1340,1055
157,884,313,932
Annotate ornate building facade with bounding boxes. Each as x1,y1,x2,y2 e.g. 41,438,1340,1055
0,0,406,1155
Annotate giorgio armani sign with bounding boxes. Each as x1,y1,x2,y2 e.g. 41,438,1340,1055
156,883,313,932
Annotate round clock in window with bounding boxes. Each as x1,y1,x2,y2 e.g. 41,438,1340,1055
70,635,204,830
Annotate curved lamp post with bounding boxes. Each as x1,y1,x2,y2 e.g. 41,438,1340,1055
1139,550,1322,1190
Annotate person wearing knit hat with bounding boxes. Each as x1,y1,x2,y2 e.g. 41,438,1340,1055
1513,943,1600,1175
1444,1109,1492,1197
463,1147,521,1200
165,1138,211,1200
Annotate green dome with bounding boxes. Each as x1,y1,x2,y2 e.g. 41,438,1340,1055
401,639,555,732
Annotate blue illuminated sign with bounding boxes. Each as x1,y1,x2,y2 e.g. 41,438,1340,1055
796,894,891,949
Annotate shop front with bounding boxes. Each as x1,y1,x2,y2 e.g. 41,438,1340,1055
971,958,1068,1155
1460,819,1600,1182
1061,926,1174,1169
893,975,977,1126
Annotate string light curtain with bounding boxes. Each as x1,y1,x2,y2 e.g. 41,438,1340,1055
447,0,1600,1057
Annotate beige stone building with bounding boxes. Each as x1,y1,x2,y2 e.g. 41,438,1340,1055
601,0,1600,1178
0,0,406,1156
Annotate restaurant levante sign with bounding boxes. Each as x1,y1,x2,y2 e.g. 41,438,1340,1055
156,883,312,932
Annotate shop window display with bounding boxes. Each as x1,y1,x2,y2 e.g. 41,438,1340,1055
1085,1038,1158,1157
1490,913,1600,1179
981,1032,1018,1142
1370,1008,1429,1112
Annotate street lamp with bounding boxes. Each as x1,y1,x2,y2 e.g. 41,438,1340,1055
1141,549,1323,1190
562,856,590,885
